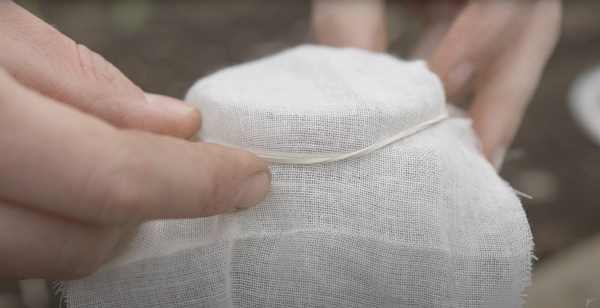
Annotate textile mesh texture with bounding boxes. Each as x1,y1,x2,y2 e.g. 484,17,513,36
60,45,532,308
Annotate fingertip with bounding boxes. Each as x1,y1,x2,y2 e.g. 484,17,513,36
229,172,271,212
440,61,475,101
469,108,516,172
162,106,202,139
149,141,271,218
200,144,271,215
145,93,202,138
491,146,507,172
122,93,201,139
144,93,196,117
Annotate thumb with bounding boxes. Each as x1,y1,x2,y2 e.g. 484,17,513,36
0,2,200,139
0,67,271,225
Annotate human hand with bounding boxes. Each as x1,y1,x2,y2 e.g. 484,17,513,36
0,2,271,280
0,1,201,138
312,0,562,170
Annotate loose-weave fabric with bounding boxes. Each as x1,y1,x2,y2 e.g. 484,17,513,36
60,45,532,308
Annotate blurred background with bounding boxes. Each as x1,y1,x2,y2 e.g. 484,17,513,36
1,0,599,307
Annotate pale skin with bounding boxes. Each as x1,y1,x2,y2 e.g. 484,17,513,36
1,0,561,281
0,1,270,281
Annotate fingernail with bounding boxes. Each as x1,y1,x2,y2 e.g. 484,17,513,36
445,62,474,97
231,172,270,211
144,93,196,116
491,146,507,171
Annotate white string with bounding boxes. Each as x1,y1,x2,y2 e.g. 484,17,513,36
514,189,533,200
254,113,449,165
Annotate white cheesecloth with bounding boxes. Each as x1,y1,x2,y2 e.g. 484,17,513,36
59,45,532,308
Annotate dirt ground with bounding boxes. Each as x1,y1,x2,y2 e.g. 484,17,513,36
2,0,600,307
